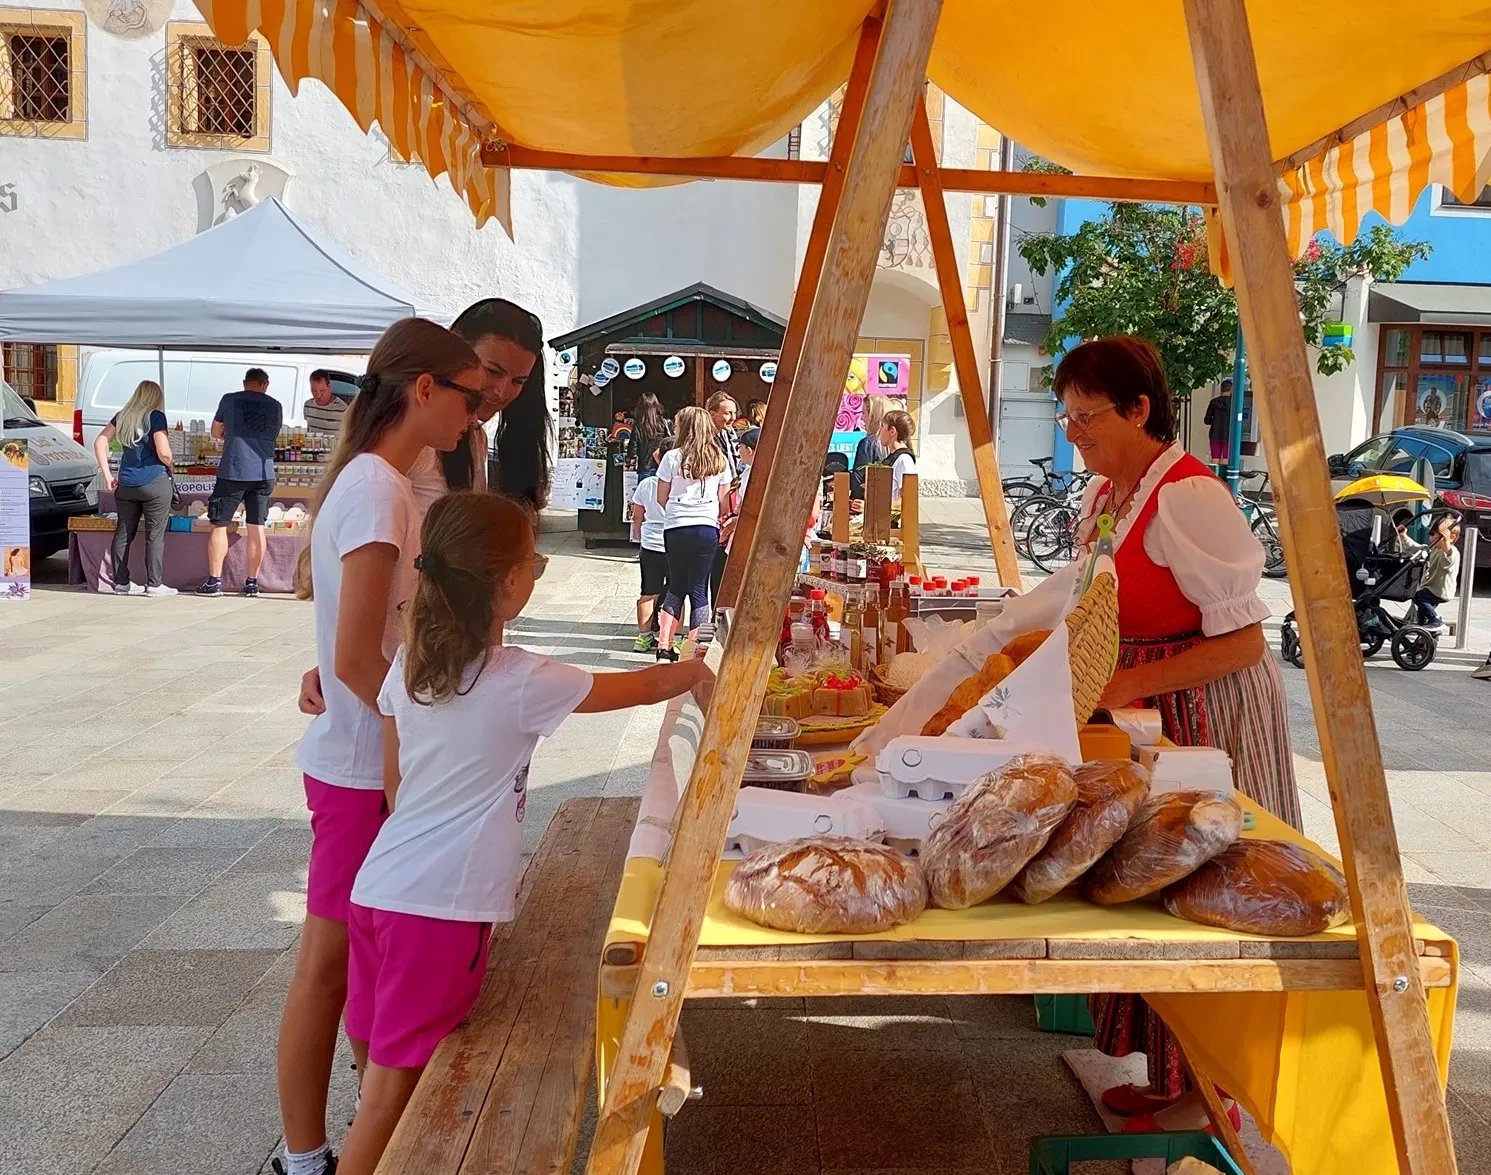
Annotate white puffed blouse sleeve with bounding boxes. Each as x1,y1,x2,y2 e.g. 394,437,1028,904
1144,476,1271,637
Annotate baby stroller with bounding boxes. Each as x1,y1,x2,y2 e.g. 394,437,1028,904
1278,502,1460,672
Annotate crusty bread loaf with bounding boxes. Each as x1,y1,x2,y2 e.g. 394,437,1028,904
920,652,1016,736
1000,629,1052,666
723,836,928,934
1082,790,1242,905
1010,760,1151,904
1163,839,1350,936
921,752,1078,909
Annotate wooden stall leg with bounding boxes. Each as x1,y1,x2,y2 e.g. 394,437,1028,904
717,14,883,608
909,97,1022,588
899,472,920,575
1182,2,1458,1172
1176,1037,1258,1175
582,5,945,1174
864,463,892,544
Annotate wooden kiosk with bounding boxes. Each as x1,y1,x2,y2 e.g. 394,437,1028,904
191,0,1482,1170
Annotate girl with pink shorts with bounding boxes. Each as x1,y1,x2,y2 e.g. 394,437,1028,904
274,319,485,1175
335,492,711,1175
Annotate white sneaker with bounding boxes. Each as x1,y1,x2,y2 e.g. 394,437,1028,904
1472,662,1491,681
113,582,145,596
144,584,178,598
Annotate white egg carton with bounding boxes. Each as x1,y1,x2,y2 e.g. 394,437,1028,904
873,736,1050,801
722,786,885,860
840,781,952,856
1136,744,1235,797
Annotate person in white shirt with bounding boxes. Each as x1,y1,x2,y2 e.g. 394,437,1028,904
630,471,668,652
278,318,483,1175
877,408,918,506
655,406,729,660
336,491,710,1175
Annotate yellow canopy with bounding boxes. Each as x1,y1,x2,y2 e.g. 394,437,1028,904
1335,474,1433,505
196,0,1491,245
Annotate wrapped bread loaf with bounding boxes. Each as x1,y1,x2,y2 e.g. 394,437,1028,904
921,752,1078,909
1164,839,1350,936
1082,790,1242,905
1010,760,1151,904
920,652,1016,736
723,836,928,934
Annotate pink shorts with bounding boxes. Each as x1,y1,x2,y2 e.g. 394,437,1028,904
304,775,388,923
345,902,492,1069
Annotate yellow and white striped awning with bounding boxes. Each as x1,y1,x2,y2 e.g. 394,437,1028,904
195,0,1491,250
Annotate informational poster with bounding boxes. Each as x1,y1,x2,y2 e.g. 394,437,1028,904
1414,373,1465,429
551,458,605,511
622,468,639,515
1472,376,1491,432
556,424,608,460
0,438,32,600
837,353,911,432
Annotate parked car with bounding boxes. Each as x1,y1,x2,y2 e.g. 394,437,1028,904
2,379,98,557
1328,426,1491,565
72,349,367,450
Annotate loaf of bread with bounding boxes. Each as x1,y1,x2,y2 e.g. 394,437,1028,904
1082,790,1242,905
723,836,928,934
1010,760,1151,904
920,652,1016,736
1163,839,1350,936
920,752,1078,909
1000,629,1052,667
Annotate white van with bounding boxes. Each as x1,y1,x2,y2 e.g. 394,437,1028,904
75,349,366,449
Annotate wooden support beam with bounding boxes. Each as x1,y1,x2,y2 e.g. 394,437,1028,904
908,95,1021,587
1178,1037,1258,1175
483,142,1218,206
1182,2,1459,1172
718,13,883,608
582,5,944,1172
831,470,852,544
863,464,891,544
898,472,920,573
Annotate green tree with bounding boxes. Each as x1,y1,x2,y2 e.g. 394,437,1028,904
1016,188,1431,395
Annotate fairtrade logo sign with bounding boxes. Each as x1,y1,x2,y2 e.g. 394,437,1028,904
759,361,778,383
599,357,621,380
557,348,577,366
712,359,733,382
662,355,686,378
623,358,647,380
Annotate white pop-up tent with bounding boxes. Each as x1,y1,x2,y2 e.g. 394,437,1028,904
0,198,442,352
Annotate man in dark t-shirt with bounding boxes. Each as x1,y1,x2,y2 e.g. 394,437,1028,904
198,367,283,597
1203,378,1233,466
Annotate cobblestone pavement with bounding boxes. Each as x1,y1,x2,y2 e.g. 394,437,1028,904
1,504,1488,1173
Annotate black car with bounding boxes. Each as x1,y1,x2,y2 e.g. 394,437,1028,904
1328,426,1491,565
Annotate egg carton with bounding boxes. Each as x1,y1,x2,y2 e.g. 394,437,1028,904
840,781,952,856
873,736,1050,801
721,786,885,860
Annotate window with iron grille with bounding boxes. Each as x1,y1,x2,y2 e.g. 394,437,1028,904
0,12,84,139
2,343,59,402
165,24,268,149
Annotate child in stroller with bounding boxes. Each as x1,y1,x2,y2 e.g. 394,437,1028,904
1279,502,1462,671
1396,514,1462,634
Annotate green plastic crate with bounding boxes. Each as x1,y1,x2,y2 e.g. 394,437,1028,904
1033,994,1096,1035
1029,1130,1245,1175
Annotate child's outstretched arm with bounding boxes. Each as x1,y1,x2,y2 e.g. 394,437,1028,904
576,659,713,713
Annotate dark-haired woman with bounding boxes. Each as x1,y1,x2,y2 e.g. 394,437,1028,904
628,391,670,478
277,318,482,1175
1055,335,1299,1134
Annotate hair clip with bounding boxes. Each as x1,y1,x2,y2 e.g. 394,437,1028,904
413,553,442,576
356,372,381,395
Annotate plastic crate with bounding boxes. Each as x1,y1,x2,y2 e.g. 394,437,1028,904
1033,994,1096,1036
1029,1130,1245,1175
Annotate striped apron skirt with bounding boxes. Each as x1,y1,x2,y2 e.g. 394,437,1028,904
1089,633,1303,1098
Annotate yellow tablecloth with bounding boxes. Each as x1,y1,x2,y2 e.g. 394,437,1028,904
602,797,1458,1175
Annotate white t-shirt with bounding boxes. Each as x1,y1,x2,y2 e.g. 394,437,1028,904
296,453,420,790
351,646,593,923
890,451,917,502
406,433,489,520
632,475,666,552
656,447,725,530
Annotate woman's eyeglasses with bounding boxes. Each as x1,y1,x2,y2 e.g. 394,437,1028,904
434,376,485,413
1055,403,1119,432
530,553,549,580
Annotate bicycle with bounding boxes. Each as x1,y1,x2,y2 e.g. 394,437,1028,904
1002,456,1090,504
1011,475,1089,559
1234,469,1286,577
1023,496,1081,574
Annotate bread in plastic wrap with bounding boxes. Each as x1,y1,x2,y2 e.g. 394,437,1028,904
920,752,1078,909
1009,759,1151,904
1082,789,1242,905
920,652,1016,736
1163,838,1351,936
723,836,928,934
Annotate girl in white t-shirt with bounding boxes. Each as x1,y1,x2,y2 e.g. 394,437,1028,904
278,318,484,1175
336,492,710,1175
877,408,918,506
655,406,728,659
630,472,668,652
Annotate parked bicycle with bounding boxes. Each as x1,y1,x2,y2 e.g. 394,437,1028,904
1002,456,1090,504
1233,469,1286,577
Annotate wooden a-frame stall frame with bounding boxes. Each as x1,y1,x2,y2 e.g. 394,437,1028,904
565,3,1459,1174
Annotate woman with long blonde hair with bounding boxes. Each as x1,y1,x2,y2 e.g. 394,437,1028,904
654,405,728,658
277,317,482,1175
850,393,894,502
90,379,176,595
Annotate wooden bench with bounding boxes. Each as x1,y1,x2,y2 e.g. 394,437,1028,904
377,795,638,1175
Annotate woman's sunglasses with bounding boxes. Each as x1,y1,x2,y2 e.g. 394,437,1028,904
434,376,485,413
529,553,549,581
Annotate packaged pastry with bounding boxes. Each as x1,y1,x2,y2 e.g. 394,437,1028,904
920,751,1078,909
1082,790,1242,905
1010,759,1151,904
723,836,928,933
1000,628,1052,666
920,652,1016,736
1163,839,1350,936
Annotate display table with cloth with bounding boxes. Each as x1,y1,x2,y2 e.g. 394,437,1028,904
68,526,300,594
598,693,1459,1175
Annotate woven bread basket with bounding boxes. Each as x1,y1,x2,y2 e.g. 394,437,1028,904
870,663,908,706
1063,569,1120,726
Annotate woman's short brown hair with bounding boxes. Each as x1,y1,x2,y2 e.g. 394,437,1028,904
1053,335,1177,443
